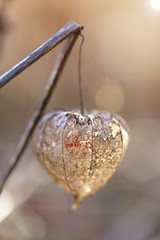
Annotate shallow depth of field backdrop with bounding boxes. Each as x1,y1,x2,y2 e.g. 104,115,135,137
1,0,160,239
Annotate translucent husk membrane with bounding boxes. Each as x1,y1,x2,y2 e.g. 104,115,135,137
33,110,129,209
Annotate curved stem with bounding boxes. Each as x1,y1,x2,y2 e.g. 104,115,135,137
78,34,85,116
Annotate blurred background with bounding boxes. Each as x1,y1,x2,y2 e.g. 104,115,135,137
1,0,160,239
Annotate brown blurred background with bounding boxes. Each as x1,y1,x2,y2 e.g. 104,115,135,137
1,0,160,239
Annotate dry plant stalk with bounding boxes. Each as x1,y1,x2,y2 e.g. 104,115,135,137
0,20,83,194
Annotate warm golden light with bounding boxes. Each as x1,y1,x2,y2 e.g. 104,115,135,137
150,0,160,10
0,191,15,222
95,83,125,112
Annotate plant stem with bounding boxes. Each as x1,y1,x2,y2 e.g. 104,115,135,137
0,20,83,88
0,21,83,194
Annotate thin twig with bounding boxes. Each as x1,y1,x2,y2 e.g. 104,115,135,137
0,20,83,88
78,34,85,116
0,23,83,194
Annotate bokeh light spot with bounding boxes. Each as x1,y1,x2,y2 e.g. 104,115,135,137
0,191,15,222
95,83,125,112
150,0,160,10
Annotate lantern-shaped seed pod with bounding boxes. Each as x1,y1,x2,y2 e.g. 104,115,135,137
32,110,129,209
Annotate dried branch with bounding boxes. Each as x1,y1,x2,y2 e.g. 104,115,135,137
0,20,83,88
0,21,83,194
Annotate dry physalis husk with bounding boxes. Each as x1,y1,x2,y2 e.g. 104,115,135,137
33,110,129,209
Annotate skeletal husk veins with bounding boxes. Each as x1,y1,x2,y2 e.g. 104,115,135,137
32,110,129,209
